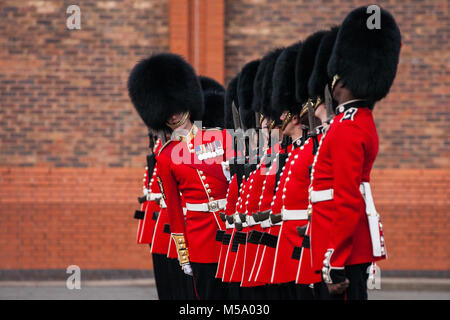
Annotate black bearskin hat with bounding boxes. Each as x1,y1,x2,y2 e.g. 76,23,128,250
328,6,401,103
272,42,302,117
237,60,260,130
252,49,283,119
127,53,204,130
308,26,339,102
295,30,327,106
262,48,285,124
199,76,225,128
224,75,240,130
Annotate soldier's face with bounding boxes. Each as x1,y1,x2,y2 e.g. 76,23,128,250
315,103,326,123
167,112,185,126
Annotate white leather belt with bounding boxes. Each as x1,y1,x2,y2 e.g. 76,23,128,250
360,182,384,257
281,208,308,221
185,199,227,212
310,189,334,203
260,219,271,229
234,213,248,228
310,185,366,203
310,183,385,257
226,221,234,229
147,193,162,201
246,215,259,226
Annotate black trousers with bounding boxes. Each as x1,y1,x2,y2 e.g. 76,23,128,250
242,285,267,300
295,283,315,300
190,262,228,300
264,284,283,300
152,252,173,300
167,258,197,300
315,263,371,300
226,282,241,300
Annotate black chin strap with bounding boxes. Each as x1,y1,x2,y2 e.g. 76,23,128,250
312,135,319,155
301,126,309,146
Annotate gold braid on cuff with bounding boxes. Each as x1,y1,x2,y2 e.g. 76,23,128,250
171,233,190,265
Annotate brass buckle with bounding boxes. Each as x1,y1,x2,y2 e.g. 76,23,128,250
207,201,219,212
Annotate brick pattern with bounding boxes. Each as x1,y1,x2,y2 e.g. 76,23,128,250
0,1,448,275
370,169,450,271
0,0,169,168
225,0,450,169
0,167,448,271
0,167,153,270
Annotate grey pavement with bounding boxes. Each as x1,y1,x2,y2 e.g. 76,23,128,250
0,279,449,300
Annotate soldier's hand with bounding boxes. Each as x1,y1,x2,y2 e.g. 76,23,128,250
326,278,350,295
182,264,193,277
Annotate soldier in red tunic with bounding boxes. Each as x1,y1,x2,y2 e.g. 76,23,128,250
251,48,286,298
268,38,322,299
128,53,231,300
294,26,340,300
219,75,245,299
309,6,401,300
226,60,266,299
134,135,161,247
133,135,175,300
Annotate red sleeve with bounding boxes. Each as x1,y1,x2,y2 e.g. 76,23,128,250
225,174,238,216
157,152,187,240
328,122,366,268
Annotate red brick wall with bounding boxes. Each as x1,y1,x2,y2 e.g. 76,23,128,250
225,0,449,169
0,167,448,272
0,167,153,270
0,0,449,275
0,0,168,168
371,169,449,271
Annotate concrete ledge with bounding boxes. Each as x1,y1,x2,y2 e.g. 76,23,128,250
0,279,155,287
380,277,450,292
0,277,448,292
0,269,154,281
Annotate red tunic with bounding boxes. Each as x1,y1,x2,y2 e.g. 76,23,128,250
150,207,171,255
230,171,254,283
248,147,277,283
157,126,229,263
241,162,267,287
296,223,319,284
254,144,288,283
310,105,385,274
222,175,247,282
270,138,313,283
136,139,163,244
216,173,238,279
